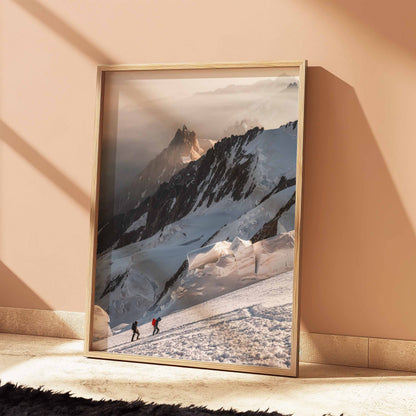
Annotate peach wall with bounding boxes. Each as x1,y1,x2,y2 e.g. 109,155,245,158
1,0,415,340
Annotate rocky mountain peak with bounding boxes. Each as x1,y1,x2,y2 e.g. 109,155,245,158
107,126,208,228
169,125,198,150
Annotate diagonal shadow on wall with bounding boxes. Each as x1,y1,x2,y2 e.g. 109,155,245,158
12,0,110,64
0,261,51,310
10,0,222,129
309,0,416,59
0,262,83,347
0,121,90,211
301,67,416,341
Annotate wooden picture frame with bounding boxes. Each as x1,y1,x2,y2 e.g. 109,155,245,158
85,61,306,377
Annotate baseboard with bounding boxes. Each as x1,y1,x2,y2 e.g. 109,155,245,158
300,332,416,373
0,307,414,372
0,306,84,340
368,337,416,372
300,332,368,367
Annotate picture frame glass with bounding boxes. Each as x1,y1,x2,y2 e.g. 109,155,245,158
87,63,305,377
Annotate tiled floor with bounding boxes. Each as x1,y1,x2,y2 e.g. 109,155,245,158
0,333,415,416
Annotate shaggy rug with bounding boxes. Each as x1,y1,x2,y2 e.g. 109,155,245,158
0,382,292,416
0,383,343,416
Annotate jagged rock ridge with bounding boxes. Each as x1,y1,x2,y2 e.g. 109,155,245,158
114,127,265,249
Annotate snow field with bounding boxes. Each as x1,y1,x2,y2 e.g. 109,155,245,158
95,272,293,369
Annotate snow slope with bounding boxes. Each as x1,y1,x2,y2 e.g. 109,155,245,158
243,124,297,193
95,124,297,327
207,185,295,244
94,271,293,369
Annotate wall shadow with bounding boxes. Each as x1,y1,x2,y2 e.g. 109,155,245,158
0,262,83,345
12,0,187,131
12,0,110,64
316,0,416,58
0,262,51,310
301,67,416,340
0,121,90,211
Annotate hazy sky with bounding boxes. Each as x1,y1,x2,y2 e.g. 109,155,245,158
100,70,300,194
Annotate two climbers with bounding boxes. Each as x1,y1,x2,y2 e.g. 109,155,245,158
131,316,161,342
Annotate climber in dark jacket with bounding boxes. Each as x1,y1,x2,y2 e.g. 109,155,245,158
131,321,140,342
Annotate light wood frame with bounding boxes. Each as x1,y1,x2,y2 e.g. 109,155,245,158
85,61,306,377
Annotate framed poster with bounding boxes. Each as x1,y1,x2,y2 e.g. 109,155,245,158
85,61,306,377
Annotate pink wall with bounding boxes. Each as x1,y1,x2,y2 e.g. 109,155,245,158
1,0,415,340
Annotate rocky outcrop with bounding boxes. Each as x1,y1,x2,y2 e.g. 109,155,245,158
92,305,113,340
258,176,295,205
97,200,149,254
251,192,296,243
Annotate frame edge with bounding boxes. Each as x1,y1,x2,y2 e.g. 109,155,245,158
291,59,307,377
98,61,307,72
84,67,105,355
85,61,307,378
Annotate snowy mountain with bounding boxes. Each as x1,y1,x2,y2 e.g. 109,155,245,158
95,121,298,328
97,126,207,253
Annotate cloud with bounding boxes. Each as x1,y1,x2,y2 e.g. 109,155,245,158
101,75,300,192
